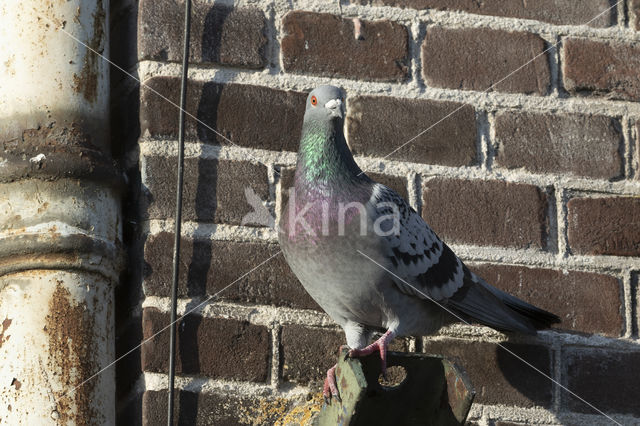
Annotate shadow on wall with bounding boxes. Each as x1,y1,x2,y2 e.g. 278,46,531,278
202,6,232,64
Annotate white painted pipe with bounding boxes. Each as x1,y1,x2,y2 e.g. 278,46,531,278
0,0,119,424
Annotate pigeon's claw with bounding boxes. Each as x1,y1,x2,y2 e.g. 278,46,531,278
322,364,341,404
346,330,396,377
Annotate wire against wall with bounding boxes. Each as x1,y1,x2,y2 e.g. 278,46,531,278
168,0,192,424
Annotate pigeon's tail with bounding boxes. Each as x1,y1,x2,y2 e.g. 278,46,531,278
447,267,560,335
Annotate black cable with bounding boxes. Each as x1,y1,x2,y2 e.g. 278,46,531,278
168,0,192,424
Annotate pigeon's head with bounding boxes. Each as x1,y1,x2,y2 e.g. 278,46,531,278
304,85,345,122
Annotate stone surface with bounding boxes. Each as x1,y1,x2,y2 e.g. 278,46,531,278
346,95,477,166
423,339,553,407
565,348,640,416
353,0,614,27
470,263,623,336
143,156,269,225
422,27,550,95
422,178,549,249
143,232,320,310
140,77,306,151
280,324,345,385
281,11,409,81
494,111,623,179
142,390,293,425
141,308,271,382
563,37,640,101
634,0,640,31
138,0,266,67
567,196,640,256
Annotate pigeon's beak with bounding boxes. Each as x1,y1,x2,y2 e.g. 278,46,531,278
324,98,344,119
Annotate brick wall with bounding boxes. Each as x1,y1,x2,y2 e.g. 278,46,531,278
111,0,640,424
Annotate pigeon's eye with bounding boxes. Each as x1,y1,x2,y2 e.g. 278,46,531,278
310,96,318,106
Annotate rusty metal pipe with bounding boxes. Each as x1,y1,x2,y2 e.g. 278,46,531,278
0,0,120,423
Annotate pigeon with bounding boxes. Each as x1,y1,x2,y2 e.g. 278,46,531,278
278,85,560,403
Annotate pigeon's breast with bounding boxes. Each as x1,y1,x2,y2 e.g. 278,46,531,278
279,193,392,328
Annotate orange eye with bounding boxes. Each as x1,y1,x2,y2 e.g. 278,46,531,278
310,95,318,106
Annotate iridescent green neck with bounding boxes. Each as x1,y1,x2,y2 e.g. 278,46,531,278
296,119,364,188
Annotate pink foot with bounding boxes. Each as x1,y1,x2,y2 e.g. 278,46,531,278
322,363,341,404
346,330,396,378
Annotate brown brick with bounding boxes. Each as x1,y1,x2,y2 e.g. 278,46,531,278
281,11,409,82
565,348,640,416
141,308,271,382
636,121,640,177
138,0,266,67
143,156,269,225
422,178,549,249
470,263,623,336
143,232,320,310
140,77,306,151
423,339,553,407
354,0,614,27
280,325,344,385
346,95,477,166
142,389,293,425
567,196,640,256
494,111,623,179
563,37,640,101
422,27,550,95
367,173,409,200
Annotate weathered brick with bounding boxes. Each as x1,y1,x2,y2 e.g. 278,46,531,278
567,196,640,256
140,77,306,151
422,178,549,249
143,156,269,225
565,348,640,416
142,389,293,425
141,308,271,382
424,339,553,407
636,121,640,177
470,263,623,336
281,11,409,81
280,325,344,385
138,0,266,68
563,37,640,101
494,111,623,179
422,27,550,95
346,95,477,166
367,173,409,200
354,0,614,27
143,232,320,310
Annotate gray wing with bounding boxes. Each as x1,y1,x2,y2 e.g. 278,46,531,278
368,184,464,301
368,183,555,334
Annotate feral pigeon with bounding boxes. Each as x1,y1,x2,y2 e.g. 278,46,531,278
278,85,560,402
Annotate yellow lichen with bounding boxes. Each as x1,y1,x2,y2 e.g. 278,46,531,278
275,393,323,426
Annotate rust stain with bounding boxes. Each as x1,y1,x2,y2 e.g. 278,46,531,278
10,378,21,391
0,317,11,348
37,201,50,214
46,283,101,424
72,0,105,103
